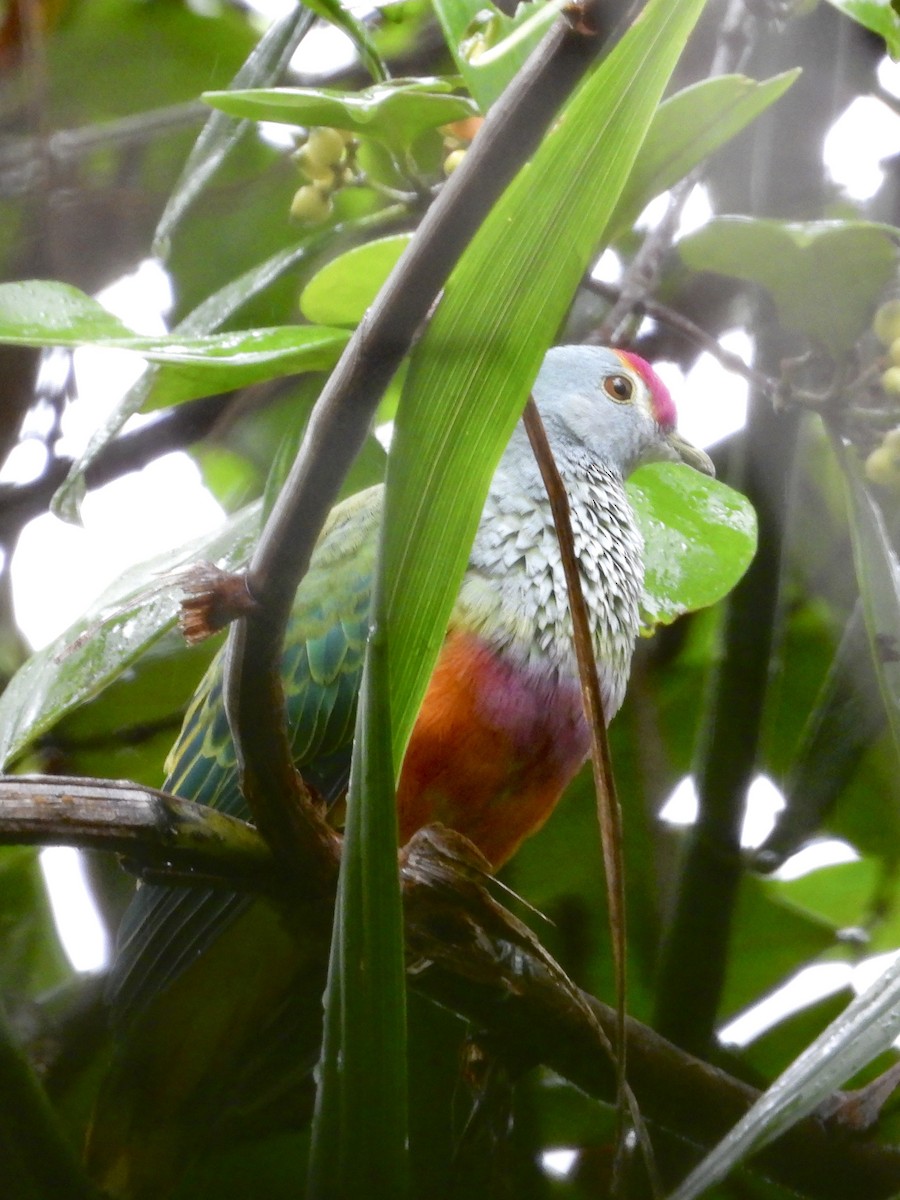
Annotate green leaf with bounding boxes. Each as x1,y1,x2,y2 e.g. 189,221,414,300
310,628,408,1198
300,235,411,327
379,0,709,760
678,217,899,353
769,858,880,931
628,463,757,631
718,876,837,1021
759,603,886,869
53,219,387,520
0,503,261,771
0,281,135,341
822,0,900,58
432,0,567,111
668,949,900,1199
609,71,800,238
0,281,348,372
203,79,478,153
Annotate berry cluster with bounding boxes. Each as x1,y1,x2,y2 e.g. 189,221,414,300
441,116,482,178
290,127,353,225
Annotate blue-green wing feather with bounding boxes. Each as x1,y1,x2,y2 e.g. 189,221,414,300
110,486,382,1022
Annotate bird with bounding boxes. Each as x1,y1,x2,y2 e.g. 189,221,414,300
87,344,713,1198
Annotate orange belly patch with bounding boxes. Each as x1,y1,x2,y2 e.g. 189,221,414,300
398,630,589,868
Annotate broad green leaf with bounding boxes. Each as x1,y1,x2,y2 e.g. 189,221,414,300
822,0,900,57
311,630,408,1198
608,71,800,237
628,462,757,631
153,8,315,256
432,0,567,111
0,503,261,771
54,218,394,520
0,281,135,341
678,217,899,353
669,950,900,1199
381,0,710,766
769,858,880,931
718,876,837,1022
300,235,411,326
0,282,348,375
203,79,478,153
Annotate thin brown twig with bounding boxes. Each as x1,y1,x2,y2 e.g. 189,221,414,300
584,276,777,398
521,399,649,1193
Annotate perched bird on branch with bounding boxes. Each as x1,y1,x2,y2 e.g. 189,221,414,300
87,344,713,1198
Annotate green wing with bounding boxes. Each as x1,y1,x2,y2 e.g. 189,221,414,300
111,485,383,1020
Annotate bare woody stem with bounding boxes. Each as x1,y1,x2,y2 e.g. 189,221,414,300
222,0,625,879
0,775,275,890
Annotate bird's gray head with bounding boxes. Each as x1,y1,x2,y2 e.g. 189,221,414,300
533,345,714,479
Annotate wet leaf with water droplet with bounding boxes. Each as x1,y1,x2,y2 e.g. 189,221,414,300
628,462,757,631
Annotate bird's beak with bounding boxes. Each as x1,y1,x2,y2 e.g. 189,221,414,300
664,429,715,477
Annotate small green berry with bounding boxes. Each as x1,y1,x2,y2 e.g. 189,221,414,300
865,445,900,490
290,184,333,224
294,147,336,187
882,366,900,396
874,299,900,347
884,427,900,452
306,127,348,169
443,148,466,176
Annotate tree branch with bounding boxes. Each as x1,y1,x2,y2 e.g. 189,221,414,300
0,775,276,890
583,276,776,398
222,0,624,878
402,827,900,1200
3,782,899,1196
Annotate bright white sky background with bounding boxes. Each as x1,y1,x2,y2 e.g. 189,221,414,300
9,18,900,1121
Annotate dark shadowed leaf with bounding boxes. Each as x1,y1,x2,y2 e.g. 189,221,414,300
678,217,899,353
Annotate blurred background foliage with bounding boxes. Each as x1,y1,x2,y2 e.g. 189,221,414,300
2,0,900,1196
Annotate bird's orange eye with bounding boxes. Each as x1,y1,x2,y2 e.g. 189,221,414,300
603,373,634,403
